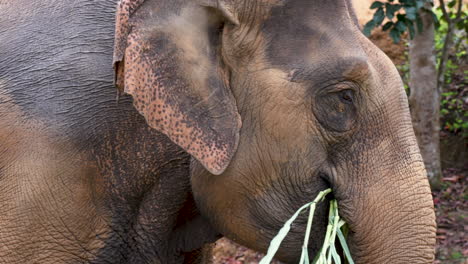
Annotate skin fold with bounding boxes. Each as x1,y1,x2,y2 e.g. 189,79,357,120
0,0,436,263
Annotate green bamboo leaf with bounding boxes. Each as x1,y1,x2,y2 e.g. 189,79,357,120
337,228,355,264
303,247,310,264
330,244,341,264
338,220,346,228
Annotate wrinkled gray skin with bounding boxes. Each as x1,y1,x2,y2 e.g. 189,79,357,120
0,0,436,263
0,1,218,263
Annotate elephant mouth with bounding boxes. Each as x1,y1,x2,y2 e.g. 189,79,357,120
245,169,334,262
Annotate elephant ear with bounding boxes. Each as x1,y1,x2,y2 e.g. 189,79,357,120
113,0,241,175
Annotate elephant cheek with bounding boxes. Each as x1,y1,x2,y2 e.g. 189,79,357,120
190,160,257,242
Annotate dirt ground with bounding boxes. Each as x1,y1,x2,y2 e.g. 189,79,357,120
209,1,467,263
211,238,280,264
433,168,468,264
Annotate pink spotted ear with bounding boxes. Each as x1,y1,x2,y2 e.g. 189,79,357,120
113,0,241,175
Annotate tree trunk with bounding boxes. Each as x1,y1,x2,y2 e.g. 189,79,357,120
408,6,442,187
437,0,463,89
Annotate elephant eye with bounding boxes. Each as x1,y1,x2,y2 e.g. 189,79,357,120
312,86,359,132
338,90,354,104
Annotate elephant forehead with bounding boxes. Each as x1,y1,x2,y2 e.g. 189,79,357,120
260,0,364,68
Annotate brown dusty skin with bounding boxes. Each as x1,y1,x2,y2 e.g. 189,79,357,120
0,93,110,263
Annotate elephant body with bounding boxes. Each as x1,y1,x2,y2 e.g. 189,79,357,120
0,0,436,263
0,1,217,263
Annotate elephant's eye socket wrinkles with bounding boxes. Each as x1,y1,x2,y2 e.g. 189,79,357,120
312,85,358,133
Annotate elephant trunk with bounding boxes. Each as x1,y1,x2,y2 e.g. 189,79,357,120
347,163,435,263
332,133,436,263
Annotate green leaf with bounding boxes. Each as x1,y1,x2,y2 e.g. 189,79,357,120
363,20,376,36
373,7,385,25
390,27,402,43
447,0,457,8
382,21,394,31
385,3,401,19
397,13,407,21
442,92,457,96
455,18,465,30
405,7,417,20
370,1,384,9
395,20,407,32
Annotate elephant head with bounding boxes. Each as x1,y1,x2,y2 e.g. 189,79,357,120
113,0,436,263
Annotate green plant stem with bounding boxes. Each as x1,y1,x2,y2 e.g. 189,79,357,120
300,197,320,263
328,201,341,264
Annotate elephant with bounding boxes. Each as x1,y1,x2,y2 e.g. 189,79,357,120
0,0,436,263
